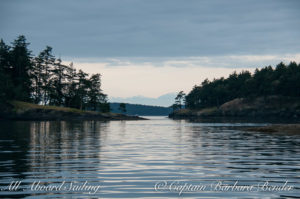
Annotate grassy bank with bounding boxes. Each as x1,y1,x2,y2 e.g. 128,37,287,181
0,101,145,121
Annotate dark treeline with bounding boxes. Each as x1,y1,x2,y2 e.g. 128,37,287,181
0,35,109,112
110,103,172,116
184,62,300,110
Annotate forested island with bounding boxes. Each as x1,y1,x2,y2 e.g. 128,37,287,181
170,61,300,120
0,35,143,120
110,103,172,116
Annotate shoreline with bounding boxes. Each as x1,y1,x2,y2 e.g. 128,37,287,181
0,101,146,121
169,96,300,120
246,124,300,135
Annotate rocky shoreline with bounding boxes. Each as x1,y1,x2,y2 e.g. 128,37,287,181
169,96,300,120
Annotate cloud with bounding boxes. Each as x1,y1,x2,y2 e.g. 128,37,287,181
66,53,300,98
67,53,300,68
1,0,300,57
2,0,300,99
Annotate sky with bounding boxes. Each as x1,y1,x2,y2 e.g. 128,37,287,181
1,0,300,100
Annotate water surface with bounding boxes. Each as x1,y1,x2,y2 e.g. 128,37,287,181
0,117,299,198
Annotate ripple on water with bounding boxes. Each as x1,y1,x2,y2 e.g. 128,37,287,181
0,118,299,198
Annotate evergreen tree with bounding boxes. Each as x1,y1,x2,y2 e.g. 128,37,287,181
185,62,300,110
1,36,111,113
49,58,67,106
0,39,13,103
64,62,78,108
10,35,33,102
174,91,185,109
87,74,102,111
36,46,55,105
76,69,89,110
98,94,110,112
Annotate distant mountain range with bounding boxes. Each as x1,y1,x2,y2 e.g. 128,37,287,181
109,93,176,107
110,103,172,116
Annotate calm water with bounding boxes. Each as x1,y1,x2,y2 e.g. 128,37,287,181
0,117,299,198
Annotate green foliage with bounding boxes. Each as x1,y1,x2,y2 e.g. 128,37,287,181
10,35,33,102
32,46,55,104
0,39,13,103
0,36,110,112
185,62,300,110
172,91,185,111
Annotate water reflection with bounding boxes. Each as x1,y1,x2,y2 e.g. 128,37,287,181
0,118,299,198
27,121,108,177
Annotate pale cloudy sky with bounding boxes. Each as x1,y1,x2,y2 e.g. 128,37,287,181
1,0,300,98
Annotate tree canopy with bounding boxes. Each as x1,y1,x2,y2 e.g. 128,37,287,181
0,35,110,112
184,62,300,110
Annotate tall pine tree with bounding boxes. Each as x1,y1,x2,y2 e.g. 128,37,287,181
10,35,33,102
